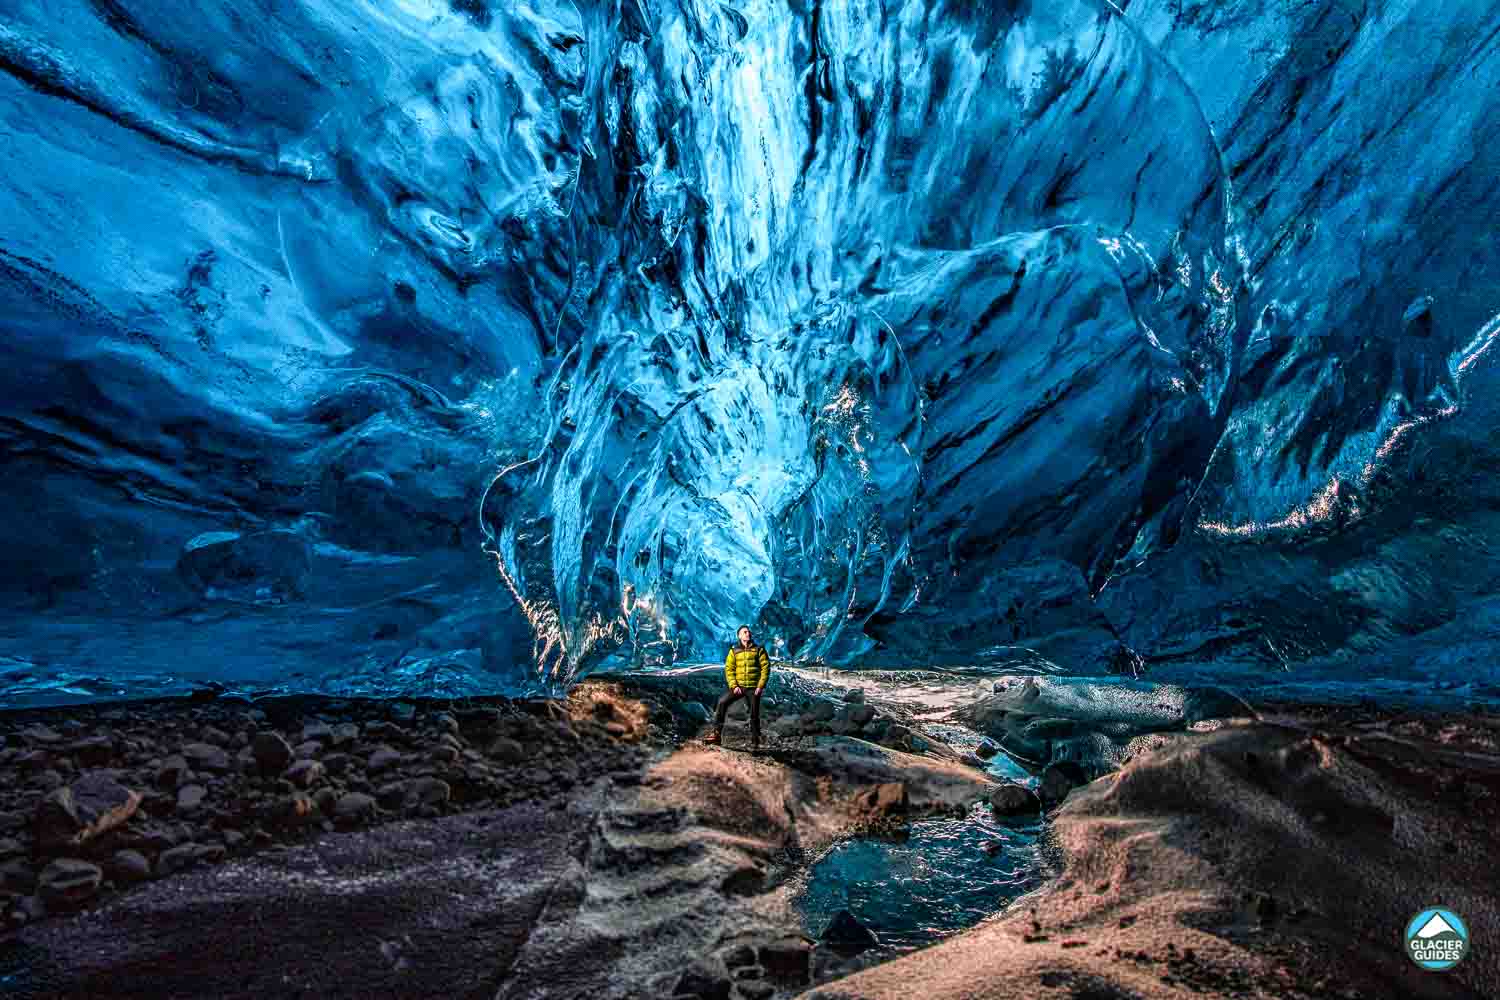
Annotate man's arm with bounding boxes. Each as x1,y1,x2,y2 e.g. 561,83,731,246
724,648,735,689
756,647,769,692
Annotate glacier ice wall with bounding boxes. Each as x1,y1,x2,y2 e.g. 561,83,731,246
1,0,1499,701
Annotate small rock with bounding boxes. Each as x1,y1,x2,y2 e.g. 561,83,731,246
111,849,151,884
430,744,460,765
20,725,63,746
285,759,326,789
802,701,836,724
334,792,376,824
820,909,877,953
402,778,450,811
14,749,51,773
842,688,865,703
979,839,1003,856
36,774,143,850
0,838,23,859
300,722,334,744
672,962,731,1000
175,784,208,813
37,858,102,908
294,740,322,759
223,830,245,849
1,858,37,893
848,704,877,726
488,738,526,765
200,726,232,747
32,770,64,793
155,755,191,789
331,723,360,748
264,794,317,829
389,702,416,722
737,982,773,1000
9,894,46,926
66,735,116,767
310,788,336,817
368,746,402,774
975,740,1000,760
181,743,231,774
363,721,401,741
157,843,201,876
376,783,407,811
434,713,460,735
252,732,294,774
321,753,354,776
720,943,757,969
988,782,1041,817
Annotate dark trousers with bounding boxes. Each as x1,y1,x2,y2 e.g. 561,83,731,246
714,688,762,742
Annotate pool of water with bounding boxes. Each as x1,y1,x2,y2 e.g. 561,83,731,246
794,800,1049,955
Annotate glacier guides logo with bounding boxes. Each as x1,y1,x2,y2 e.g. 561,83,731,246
1405,907,1469,971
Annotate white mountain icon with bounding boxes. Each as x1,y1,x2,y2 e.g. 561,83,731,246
1416,913,1458,939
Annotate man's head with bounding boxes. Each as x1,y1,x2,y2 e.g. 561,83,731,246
737,625,753,647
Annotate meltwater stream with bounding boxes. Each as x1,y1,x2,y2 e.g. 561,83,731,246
796,803,1047,956
795,738,1049,956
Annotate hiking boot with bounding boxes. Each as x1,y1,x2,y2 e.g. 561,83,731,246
702,729,721,746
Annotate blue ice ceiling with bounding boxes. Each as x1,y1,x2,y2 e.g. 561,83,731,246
2,0,1500,703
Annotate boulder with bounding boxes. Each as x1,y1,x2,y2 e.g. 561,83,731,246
820,908,878,953
988,782,1041,817
36,774,142,850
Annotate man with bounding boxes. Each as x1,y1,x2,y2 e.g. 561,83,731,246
704,625,769,750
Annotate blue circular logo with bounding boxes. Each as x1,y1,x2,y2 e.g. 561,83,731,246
1405,908,1469,971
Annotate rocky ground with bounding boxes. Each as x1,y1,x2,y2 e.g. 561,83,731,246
1,673,1496,999
0,668,1030,999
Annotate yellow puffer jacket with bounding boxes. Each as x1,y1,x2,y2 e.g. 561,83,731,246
724,643,770,690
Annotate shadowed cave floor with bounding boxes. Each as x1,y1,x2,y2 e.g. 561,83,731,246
0,673,1496,1000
